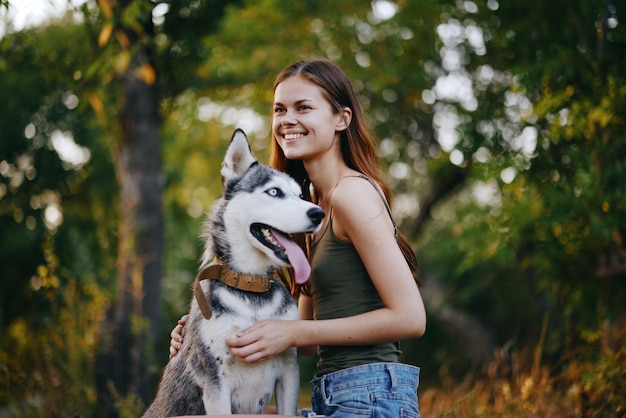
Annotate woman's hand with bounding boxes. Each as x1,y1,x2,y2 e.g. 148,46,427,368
226,319,298,363
169,314,188,359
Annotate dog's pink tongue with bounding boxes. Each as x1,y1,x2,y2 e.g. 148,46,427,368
272,232,311,284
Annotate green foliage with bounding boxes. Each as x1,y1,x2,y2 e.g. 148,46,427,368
413,1,626,411
574,347,626,417
0,272,106,417
0,15,115,332
107,381,147,418
446,0,624,340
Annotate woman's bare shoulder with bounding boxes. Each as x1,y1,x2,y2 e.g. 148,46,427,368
331,175,386,217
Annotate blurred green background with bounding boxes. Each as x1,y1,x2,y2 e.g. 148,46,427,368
0,0,624,416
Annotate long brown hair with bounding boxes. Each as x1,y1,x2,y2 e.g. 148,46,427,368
269,59,419,296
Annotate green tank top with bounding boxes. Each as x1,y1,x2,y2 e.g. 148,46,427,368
309,175,402,377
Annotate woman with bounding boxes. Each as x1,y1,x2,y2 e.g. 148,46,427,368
171,59,426,417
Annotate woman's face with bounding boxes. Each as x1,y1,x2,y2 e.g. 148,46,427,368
272,75,346,162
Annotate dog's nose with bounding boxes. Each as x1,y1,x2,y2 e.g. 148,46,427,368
307,207,325,225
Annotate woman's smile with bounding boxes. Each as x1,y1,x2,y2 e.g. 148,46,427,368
283,133,306,140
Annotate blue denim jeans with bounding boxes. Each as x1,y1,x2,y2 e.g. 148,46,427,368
300,363,421,418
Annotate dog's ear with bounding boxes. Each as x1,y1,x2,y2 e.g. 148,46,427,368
221,129,257,181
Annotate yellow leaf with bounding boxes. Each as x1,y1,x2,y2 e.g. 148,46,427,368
88,93,104,116
37,265,48,278
113,50,131,74
136,63,156,85
115,30,130,49
98,23,113,47
98,0,113,19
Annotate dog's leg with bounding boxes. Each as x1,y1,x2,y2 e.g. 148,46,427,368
274,348,300,415
202,385,232,415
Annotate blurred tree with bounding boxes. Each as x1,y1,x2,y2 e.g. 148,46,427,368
0,13,117,416
83,0,244,413
1,0,244,415
87,0,165,410
414,0,626,385
0,6,114,342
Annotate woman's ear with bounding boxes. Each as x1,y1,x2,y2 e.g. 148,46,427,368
336,107,353,132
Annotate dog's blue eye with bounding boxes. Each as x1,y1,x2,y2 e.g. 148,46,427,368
266,188,284,198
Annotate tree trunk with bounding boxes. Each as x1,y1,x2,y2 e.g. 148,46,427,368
96,7,163,415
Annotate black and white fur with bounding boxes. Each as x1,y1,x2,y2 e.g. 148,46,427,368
143,129,324,416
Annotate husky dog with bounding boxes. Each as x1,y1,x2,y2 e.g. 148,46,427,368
143,129,324,416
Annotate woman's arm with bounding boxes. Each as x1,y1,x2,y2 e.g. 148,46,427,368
326,176,426,341
169,295,318,359
297,294,317,356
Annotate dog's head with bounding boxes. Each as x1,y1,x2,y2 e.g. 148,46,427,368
202,129,324,284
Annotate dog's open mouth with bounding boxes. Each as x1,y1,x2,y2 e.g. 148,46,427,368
251,223,311,284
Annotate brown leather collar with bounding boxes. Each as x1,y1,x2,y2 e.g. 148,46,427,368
193,263,277,320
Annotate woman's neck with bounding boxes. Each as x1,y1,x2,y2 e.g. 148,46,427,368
300,134,357,202
304,158,357,205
